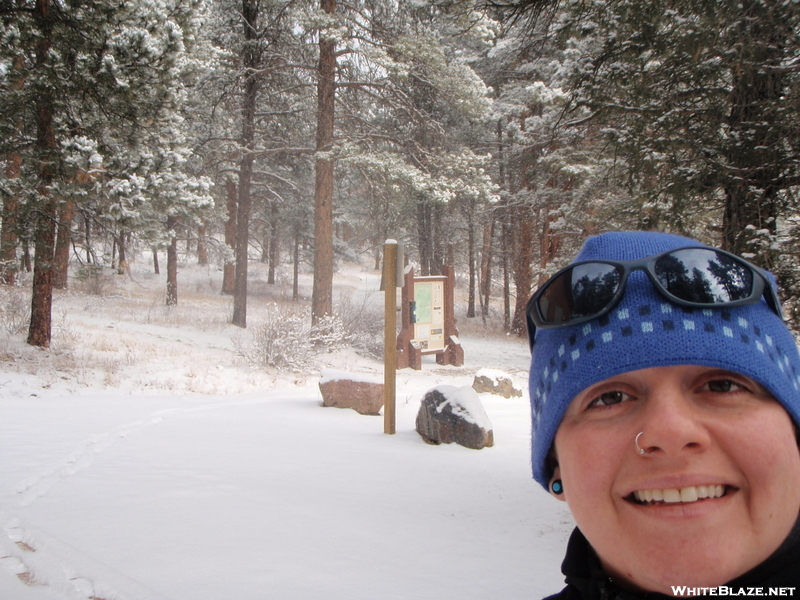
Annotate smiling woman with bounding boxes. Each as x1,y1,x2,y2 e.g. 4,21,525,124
527,231,800,597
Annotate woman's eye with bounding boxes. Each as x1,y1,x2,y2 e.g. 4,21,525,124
588,390,631,407
702,379,747,393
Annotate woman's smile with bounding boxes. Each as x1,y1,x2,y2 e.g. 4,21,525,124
551,365,800,592
630,483,728,505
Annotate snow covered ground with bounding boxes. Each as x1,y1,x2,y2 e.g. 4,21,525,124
0,258,574,600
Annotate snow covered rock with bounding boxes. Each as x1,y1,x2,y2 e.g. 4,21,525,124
416,385,494,450
471,369,522,399
319,369,384,416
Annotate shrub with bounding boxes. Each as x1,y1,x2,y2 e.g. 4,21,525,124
334,292,383,359
242,303,351,370
75,264,111,296
0,286,29,336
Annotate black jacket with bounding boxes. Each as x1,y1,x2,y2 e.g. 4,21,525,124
546,522,800,600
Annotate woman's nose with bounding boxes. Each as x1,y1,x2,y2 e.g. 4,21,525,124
636,384,711,456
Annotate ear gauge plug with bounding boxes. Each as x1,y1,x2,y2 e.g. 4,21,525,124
551,479,563,495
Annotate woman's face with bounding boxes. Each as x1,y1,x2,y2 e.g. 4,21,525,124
552,365,800,593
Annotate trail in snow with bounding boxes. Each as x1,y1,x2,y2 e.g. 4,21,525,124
0,261,572,599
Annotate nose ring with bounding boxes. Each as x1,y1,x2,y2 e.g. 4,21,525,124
635,431,652,455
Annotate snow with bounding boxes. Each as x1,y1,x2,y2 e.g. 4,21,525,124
475,367,514,384
429,384,493,430
0,259,574,600
319,368,382,384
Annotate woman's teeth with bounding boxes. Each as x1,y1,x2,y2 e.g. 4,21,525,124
633,484,726,505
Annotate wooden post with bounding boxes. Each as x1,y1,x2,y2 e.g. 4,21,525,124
396,266,415,369
437,265,464,367
383,240,397,434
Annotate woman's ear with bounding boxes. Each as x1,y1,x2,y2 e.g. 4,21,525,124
549,466,566,501
546,445,565,500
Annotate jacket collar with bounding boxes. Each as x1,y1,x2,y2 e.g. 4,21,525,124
559,520,800,600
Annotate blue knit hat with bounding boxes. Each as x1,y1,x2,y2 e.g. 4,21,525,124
529,231,800,489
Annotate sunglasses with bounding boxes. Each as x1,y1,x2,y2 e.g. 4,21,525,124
526,246,782,350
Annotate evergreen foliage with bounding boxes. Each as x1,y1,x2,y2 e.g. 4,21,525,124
1,0,213,344
498,0,800,326
3,0,800,344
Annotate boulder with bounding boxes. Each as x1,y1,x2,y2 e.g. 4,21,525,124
472,368,522,398
416,385,493,449
319,370,384,416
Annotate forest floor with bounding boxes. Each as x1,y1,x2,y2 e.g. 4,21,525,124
0,255,574,600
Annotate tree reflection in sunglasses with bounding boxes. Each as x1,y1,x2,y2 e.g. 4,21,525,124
541,251,756,325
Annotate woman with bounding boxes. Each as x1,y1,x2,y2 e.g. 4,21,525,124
526,231,800,597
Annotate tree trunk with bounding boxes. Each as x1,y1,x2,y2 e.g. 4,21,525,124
500,201,512,332
479,215,494,319
720,0,784,269
1,56,24,286
197,222,208,266
466,201,476,318
722,37,784,269
293,227,300,302
52,200,74,289
502,233,510,331
116,230,127,274
261,226,269,263
28,200,57,348
434,203,445,276
27,0,57,348
511,205,534,336
1,161,20,286
232,0,260,328
166,216,178,306
722,184,777,264
152,247,160,275
417,199,433,276
22,242,32,273
222,179,237,295
538,210,560,287
267,202,279,284
417,199,445,277
312,0,337,325
495,121,513,331
83,211,93,264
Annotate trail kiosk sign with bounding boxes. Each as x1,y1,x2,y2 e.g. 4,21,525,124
410,277,445,351
382,240,463,436
396,266,464,370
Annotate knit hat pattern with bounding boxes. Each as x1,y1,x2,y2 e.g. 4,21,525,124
529,231,800,489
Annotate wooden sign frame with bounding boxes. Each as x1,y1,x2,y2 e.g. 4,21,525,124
396,266,464,370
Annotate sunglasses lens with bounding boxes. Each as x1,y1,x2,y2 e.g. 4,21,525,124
537,263,622,324
654,248,753,304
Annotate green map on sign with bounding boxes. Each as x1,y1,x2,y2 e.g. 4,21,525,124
415,283,432,323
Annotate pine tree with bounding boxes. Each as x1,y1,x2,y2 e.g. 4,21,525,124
499,0,800,269
312,0,337,325
0,0,213,346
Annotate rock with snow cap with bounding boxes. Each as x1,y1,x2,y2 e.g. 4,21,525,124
319,369,384,416
416,385,494,449
471,368,522,398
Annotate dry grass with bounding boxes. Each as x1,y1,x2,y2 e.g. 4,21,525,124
0,257,512,395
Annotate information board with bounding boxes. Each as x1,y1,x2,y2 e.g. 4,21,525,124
397,266,463,369
413,280,445,351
